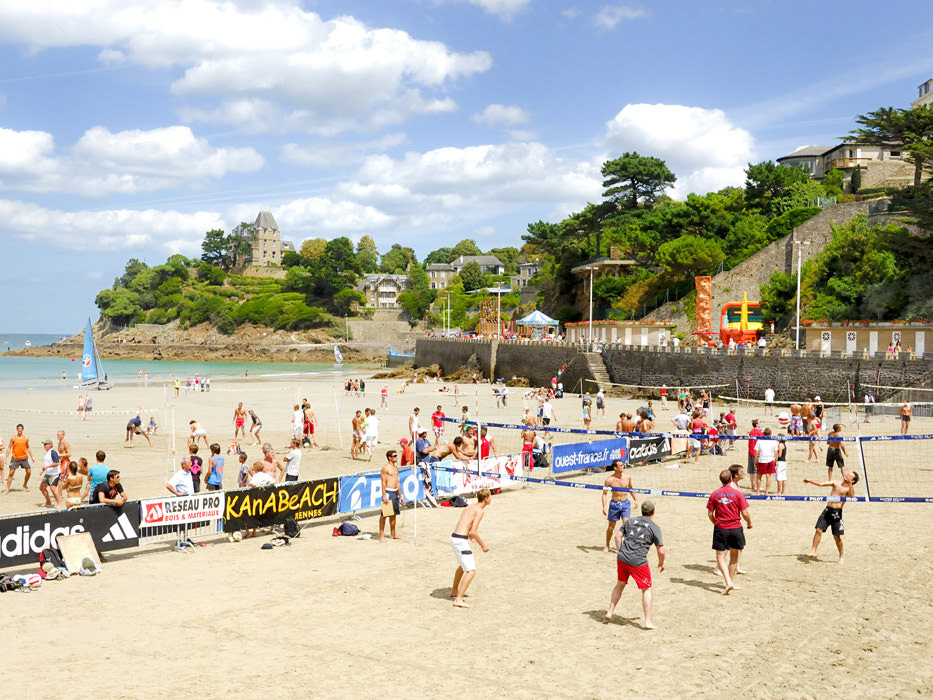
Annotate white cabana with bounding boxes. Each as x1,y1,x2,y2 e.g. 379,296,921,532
517,310,559,327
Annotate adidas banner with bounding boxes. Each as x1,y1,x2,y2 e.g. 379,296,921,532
140,493,225,529
223,478,338,532
0,503,139,569
627,436,672,466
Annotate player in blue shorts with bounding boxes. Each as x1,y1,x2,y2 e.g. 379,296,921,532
602,459,637,552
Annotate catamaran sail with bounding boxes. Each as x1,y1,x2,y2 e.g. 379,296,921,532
80,320,112,390
333,344,344,364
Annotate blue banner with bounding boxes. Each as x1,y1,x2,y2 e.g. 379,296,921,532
338,468,424,513
81,318,98,383
551,438,627,474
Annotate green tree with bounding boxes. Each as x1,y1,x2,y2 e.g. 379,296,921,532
655,235,724,280
851,105,933,186
380,243,416,273
95,288,142,326
449,239,482,259
355,235,380,273
759,270,798,327
333,288,365,315
282,250,302,267
487,246,520,273
300,238,328,263
458,260,485,291
397,262,436,320
424,247,454,266
197,261,226,285
850,166,862,193
200,229,231,270
228,223,254,270
119,258,150,288
772,180,828,213
601,152,676,208
823,168,844,197
744,161,810,214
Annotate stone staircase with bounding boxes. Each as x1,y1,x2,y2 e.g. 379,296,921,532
584,352,612,389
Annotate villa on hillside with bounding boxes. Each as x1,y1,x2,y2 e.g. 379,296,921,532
777,142,914,189
359,274,409,308
511,261,541,289
234,211,296,268
913,78,933,108
426,262,455,290
451,255,505,275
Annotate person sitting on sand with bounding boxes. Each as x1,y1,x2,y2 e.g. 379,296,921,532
147,416,159,435
450,488,492,608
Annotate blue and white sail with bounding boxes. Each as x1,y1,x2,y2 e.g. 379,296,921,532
80,319,98,383
334,344,344,364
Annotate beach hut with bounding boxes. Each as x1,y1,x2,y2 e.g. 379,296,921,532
517,310,559,339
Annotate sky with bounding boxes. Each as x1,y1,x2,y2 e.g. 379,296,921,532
0,0,931,332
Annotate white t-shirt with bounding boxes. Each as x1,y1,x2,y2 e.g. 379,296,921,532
541,402,554,420
293,410,304,427
285,448,302,477
671,414,691,431
764,388,775,402
409,415,420,435
43,449,60,477
756,439,779,463
250,471,275,487
366,416,379,437
168,468,193,496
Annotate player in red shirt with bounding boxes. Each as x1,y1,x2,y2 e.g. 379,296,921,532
431,405,446,446
707,470,752,595
747,419,763,491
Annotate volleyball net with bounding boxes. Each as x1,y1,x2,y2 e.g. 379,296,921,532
438,416,933,503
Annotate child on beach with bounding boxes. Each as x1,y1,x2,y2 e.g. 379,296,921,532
206,443,224,491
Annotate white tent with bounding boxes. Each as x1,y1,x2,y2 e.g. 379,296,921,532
517,310,559,326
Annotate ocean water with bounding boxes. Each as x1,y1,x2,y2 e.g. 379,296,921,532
0,333,352,390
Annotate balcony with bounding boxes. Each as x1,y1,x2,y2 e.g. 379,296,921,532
829,157,872,169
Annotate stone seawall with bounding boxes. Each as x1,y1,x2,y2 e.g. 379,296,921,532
602,346,932,401
415,339,595,389
416,339,933,401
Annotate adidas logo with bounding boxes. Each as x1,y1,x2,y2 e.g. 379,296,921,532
102,513,138,542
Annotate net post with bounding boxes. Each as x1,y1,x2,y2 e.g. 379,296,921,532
855,428,872,502
333,387,343,449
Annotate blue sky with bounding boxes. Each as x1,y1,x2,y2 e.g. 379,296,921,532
0,0,930,332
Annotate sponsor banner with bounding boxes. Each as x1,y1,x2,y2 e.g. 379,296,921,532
140,493,225,529
552,438,627,474
627,436,672,465
0,503,140,569
223,478,338,532
431,455,522,496
338,469,425,514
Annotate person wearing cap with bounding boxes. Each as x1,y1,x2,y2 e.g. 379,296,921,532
605,500,664,630
399,437,414,466
39,439,63,508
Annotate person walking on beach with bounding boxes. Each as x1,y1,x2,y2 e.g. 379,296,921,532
804,470,859,564
248,409,262,445
365,409,379,461
900,401,912,435
292,404,303,439
707,470,752,595
233,402,247,440
39,439,63,508
381,384,388,408
83,394,93,420
303,403,319,447
379,449,404,542
602,459,637,552
450,488,491,608
764,385,775,415
351,410,363,460
5,423,34,493
57,430,71,480
604,501,664,630
432,405,446,445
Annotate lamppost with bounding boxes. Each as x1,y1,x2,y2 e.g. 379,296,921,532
587,266,595,346
447,291,450,335
794,240,811,350
497,288,501,338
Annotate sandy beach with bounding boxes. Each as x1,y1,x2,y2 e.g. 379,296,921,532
1,375,931,698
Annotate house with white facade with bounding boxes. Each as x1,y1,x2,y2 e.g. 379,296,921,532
451,255,505,276
359,274,409,308
426,263,455,290
510,261,541,289
913,78,933,108
776,141,914,190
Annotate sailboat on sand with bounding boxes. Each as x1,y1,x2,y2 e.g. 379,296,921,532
78,319,112,390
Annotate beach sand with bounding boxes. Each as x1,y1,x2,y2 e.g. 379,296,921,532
1,376,931,697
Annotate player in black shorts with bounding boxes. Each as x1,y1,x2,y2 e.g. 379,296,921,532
804,470,859,564
824,424,847,480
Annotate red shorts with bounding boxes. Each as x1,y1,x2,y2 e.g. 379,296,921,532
616,560,652,589
303,421,314,435
757,460,775,475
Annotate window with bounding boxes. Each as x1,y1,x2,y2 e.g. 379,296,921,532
890,151,901,157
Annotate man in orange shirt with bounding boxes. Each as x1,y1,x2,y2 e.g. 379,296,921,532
5,423,35,493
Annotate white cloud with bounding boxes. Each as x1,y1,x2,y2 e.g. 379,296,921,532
561,8,580,20
602,103,755,195
0,124,263,196
0,199,223,254
594,5,647,29
458,0,534,20
472,104,530,128
0,1,491,135
280,134,407,168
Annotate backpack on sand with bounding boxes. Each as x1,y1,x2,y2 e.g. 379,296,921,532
339,521,360,536
283,517,300,539
38,547,66,573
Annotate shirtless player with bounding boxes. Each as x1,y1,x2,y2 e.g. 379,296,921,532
379,450,404,542
803,470,859,564
602,459,637,552
825,424,847,480
450,488,491,608
233,403,247,440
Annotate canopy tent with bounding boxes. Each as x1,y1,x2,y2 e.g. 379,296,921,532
517,310,559,327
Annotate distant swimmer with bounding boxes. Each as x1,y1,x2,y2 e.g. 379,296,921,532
804,471,859,564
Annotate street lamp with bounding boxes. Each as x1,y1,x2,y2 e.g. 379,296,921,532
586,266,595,346
446,291,450,336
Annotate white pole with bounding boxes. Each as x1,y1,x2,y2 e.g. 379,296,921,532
588,267,594,346
447,291,451,334
497,290,501,338
333,387,343,449
795,244,802,350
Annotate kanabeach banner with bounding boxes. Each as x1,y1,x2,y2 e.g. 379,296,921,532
223,478,338,532
0,503,140,569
